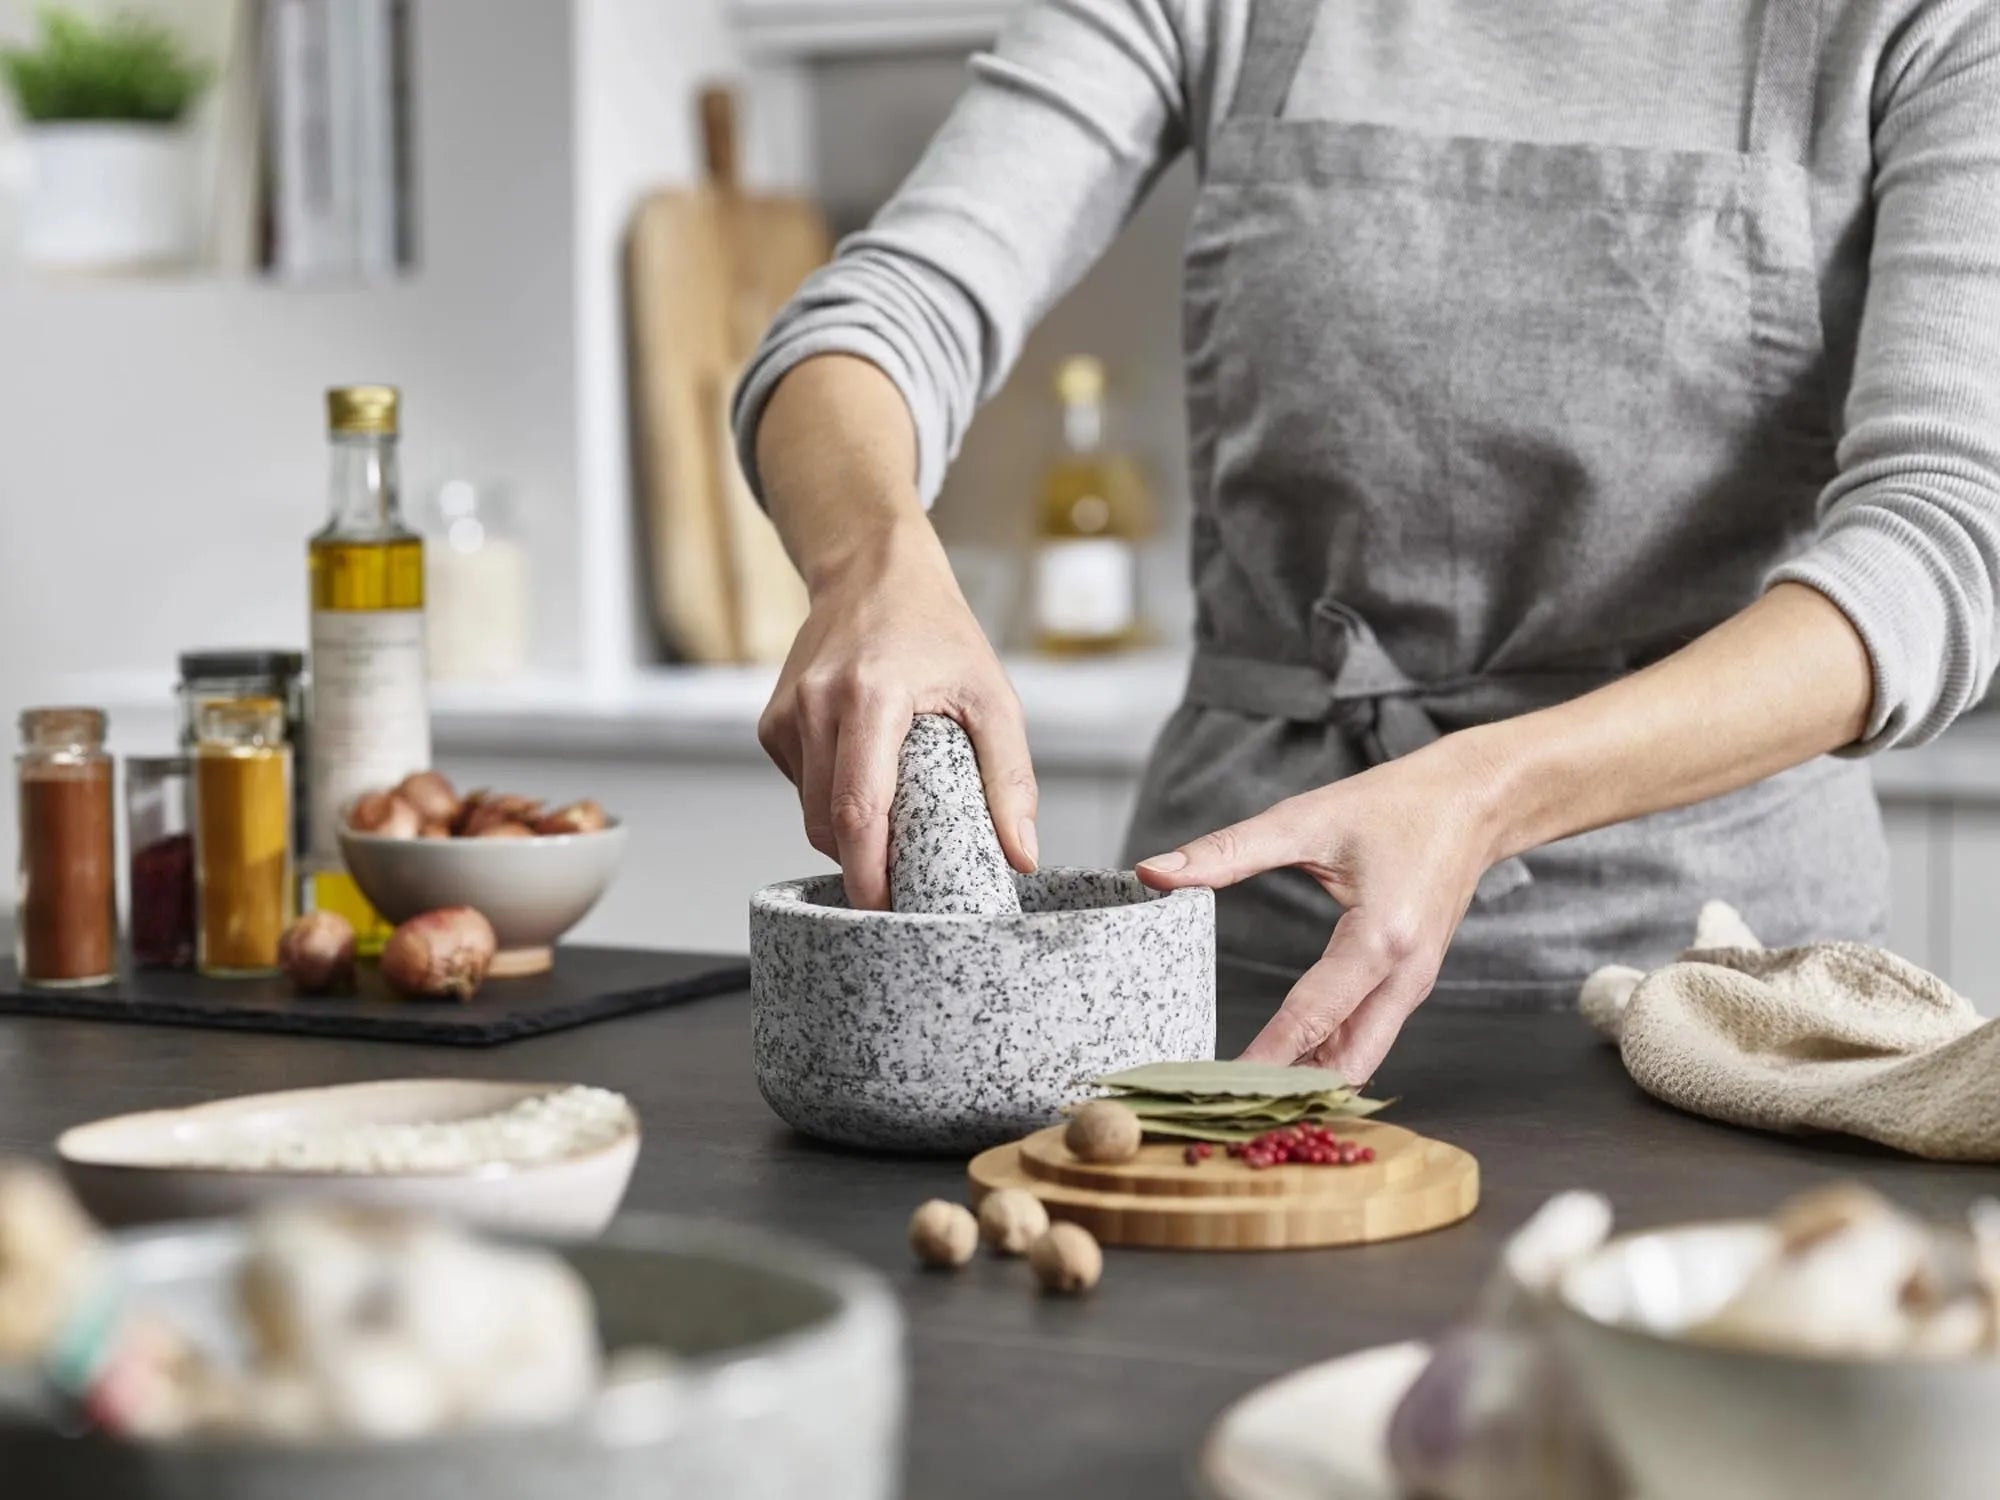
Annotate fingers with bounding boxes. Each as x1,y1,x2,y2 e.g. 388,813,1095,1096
963,692,1039,873
1138,800,1305,891
755,700,800,785
1239,908,1398,1063
794,688,839,865
1310,959,1437,1083
829,702,911,911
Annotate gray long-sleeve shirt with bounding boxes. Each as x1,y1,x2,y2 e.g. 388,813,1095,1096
734,0,2000,750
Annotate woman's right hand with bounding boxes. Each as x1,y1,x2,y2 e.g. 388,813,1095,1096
757,519,1039,911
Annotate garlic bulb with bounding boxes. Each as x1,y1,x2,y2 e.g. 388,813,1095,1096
1387,1192,1623,1500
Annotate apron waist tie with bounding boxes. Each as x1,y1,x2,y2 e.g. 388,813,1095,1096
1184,605,1628,904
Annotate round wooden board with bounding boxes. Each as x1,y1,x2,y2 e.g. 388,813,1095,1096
967,1122,1477,1250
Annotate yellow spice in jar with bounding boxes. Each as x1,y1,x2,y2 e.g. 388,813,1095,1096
194,699,293,978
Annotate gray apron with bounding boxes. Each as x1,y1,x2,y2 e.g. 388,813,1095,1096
1124,0,1889,1007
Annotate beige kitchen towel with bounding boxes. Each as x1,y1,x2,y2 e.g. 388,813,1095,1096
1581,902,2000,1161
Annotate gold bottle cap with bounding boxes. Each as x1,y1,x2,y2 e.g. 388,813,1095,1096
327,385,400,436
1054,356,1106,404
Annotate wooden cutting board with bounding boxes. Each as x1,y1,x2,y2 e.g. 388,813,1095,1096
967,1122,1478,1250
628,85,826,663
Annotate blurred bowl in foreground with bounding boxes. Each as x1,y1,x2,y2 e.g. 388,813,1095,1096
1556,1220,2000,1500
0,1214,903,1500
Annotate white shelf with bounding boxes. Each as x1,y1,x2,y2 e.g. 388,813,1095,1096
729,0,1015,55
57,652,1189,770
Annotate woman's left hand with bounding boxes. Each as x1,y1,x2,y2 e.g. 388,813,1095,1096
1135,734,1509,1083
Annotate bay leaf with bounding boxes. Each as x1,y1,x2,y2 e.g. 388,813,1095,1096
1100,1093,1341,1119
1094,1059,1365,1099
1125,1117,1276,1143
1133,1099,1394,1144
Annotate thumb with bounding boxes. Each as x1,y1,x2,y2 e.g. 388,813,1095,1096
1137,808,1299,891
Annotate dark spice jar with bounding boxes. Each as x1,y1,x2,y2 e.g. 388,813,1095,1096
16,707,117,987
126,755,194,969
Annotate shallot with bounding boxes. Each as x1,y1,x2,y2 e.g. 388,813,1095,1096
380,908,497,1001
346,791,421,839
277,912,357,995
536,800,609,835
394,770,461,826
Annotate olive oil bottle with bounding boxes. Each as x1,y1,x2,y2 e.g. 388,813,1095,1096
1031,357,1153,655
306,385,429,955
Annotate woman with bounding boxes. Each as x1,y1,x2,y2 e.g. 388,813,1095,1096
733,0,2000,1080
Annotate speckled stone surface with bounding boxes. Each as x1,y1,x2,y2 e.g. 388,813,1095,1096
887,715,1021,916
750,869,1216,1154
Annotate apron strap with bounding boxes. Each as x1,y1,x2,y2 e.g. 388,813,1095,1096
1229,0,1320,121
1747,0,1828,164
1185,606,1541,904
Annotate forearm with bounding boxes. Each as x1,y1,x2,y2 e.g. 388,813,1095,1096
756,354,947,595
750,352,1040,900
1467,583,1873,863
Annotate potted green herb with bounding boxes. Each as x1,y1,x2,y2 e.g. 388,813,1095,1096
2,6,212,269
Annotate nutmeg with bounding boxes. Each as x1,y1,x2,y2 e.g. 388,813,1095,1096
977,1189,1051,1257
1029,1223,1103,1294
908,1200,978,1269
1065,1101,1142,1164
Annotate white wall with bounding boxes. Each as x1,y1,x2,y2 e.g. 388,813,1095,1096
0,0,581,705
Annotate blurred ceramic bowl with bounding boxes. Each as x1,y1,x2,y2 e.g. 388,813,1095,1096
0,1214,903,1500
1555,1221,2000,1500
339,822,626,976
57,1079,637,1238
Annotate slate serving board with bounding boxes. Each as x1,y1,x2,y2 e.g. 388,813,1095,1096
0,947,748,1046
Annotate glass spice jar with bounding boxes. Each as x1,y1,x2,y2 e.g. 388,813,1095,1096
193,698,294,978
16,707,117,987
177,650,308,860
126,755,194,969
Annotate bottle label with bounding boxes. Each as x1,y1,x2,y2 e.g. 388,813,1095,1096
307,609,430,862
1035,538,1136,639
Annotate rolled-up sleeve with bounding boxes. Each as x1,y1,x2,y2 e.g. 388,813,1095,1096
1769,0,2000,751
730,0,1191,506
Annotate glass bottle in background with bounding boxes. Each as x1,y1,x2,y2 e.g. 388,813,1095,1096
127,755,195,970
307,385,429,956
177,650,307,885
193,698,293,978
1031,356,1154,655
16,707,116,987
422,477,530,682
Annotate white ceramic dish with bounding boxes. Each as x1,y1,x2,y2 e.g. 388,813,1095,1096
1198,1341,1431,1500
57,1079,638,1238
1557,1220,2000,1500
0,1214,903,1500
339,821,626,976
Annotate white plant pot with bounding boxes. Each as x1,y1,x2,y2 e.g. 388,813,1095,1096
20,122,197,271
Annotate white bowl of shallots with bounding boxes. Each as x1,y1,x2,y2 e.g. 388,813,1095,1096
338,771,626,978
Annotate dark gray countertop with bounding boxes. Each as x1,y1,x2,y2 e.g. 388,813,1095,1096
2,980,1996,1496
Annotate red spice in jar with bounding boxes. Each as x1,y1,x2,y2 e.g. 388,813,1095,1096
129,833,195,969
18,757,116,985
